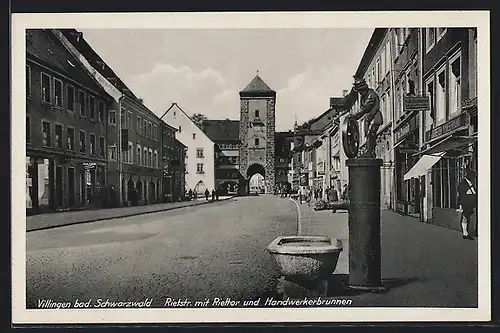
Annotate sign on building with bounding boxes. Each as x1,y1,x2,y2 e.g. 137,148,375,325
403,96,430,112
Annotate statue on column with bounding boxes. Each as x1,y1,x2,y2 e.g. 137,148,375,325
341,77,383,158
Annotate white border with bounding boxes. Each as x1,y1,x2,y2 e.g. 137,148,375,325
12,11,490,324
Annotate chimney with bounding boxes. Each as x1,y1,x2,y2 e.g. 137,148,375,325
137,98,143,104
342,89,349,97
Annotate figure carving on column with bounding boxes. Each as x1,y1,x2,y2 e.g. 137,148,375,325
342,77,384,158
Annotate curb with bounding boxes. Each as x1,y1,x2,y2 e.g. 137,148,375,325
27,197,235,233
288,198,302,236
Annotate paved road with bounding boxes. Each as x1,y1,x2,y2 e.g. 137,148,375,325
26,195,297,309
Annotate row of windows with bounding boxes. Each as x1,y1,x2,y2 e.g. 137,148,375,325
29,118,106,157
116,108,159,142
424,50,462,128
108,144,159,168
218,143,240,150
27,66,106,123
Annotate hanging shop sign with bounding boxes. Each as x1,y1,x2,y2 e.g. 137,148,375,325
300,173,308,186
394,113,418,145
403,95,430,112
82,162,96,170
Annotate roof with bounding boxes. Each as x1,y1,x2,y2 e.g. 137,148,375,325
26,29,109,98
58,29,138,100
240,75,276,98
354,28,388,78
201,119,240,142
160,103,215,144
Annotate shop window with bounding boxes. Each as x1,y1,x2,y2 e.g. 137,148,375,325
449,53,461,115
55,124,63,149
89,134,96,155
99,137,105,158
436,68,447,123
42,121,51,147
53,78,63,108
108,110,116,125
26,65,31,97
41,73,51,103
67,85,75,112
67,127,75,151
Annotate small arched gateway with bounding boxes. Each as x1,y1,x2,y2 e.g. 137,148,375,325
246,163,266,195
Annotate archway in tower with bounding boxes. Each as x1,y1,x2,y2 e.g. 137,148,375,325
247,163,266,195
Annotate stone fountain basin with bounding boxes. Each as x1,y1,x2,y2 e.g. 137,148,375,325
267,236,343,282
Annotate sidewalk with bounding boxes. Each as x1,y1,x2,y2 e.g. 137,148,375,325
292,199,479,307
26,196,234,232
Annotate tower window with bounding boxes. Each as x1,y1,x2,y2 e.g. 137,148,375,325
255,110,260,118
255,138,260,146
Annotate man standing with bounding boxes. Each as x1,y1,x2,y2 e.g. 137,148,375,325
458,169,477,240
343,77,383,158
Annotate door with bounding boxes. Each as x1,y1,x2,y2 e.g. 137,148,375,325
56,166,63,208
68,167,75,206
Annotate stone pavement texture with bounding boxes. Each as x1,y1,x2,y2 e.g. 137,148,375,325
26,196,234,232
290,198,478,307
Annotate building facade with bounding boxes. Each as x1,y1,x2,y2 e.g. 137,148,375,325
274,131,294,194
57,29,166,207
161,121,186,202
201,119,241,195
161,103,215,195
238,75,276,194
26,29,112,214
414,28,478,229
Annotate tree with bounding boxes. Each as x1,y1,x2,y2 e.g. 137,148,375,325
191,113,208,128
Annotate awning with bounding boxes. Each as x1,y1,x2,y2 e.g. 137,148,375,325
416,134,476,156
403,151,446,181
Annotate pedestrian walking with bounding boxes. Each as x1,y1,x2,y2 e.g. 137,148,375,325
216,188,220,200
341,184,349,201
204,189,210,201
211,189,216,201
188,189,193,201
458,169,477,240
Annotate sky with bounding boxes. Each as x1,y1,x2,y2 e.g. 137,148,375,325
80,28,374,131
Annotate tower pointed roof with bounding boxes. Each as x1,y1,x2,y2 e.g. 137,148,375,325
239,74,276,98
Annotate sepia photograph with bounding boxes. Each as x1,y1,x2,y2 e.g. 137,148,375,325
11,11,490,324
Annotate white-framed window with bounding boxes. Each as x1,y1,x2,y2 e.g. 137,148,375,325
435,64,447,123
89,133,96,155
99,136,105,158
89,95,96,120
425,77,435,132
381,94,386,126
380,48,386,78
437,28,447,41
137,144,141,165
79,130,86,154
148,148,153,167
154,150,158,168
128,141,134,164
26,64,31,97
386,90,392,123
108,110,116,125
53,78,63,108
448,51,462,116
41,73,51,103
143,146,148,167
66,84,75,112
42,121,51,147
78,90,86,117
426,28,436,53
67,127,75,151
137,116,142,134
98,100,105,122
375,59,380,85
108,145,117,160
55,124,63,149
385,40,391,75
